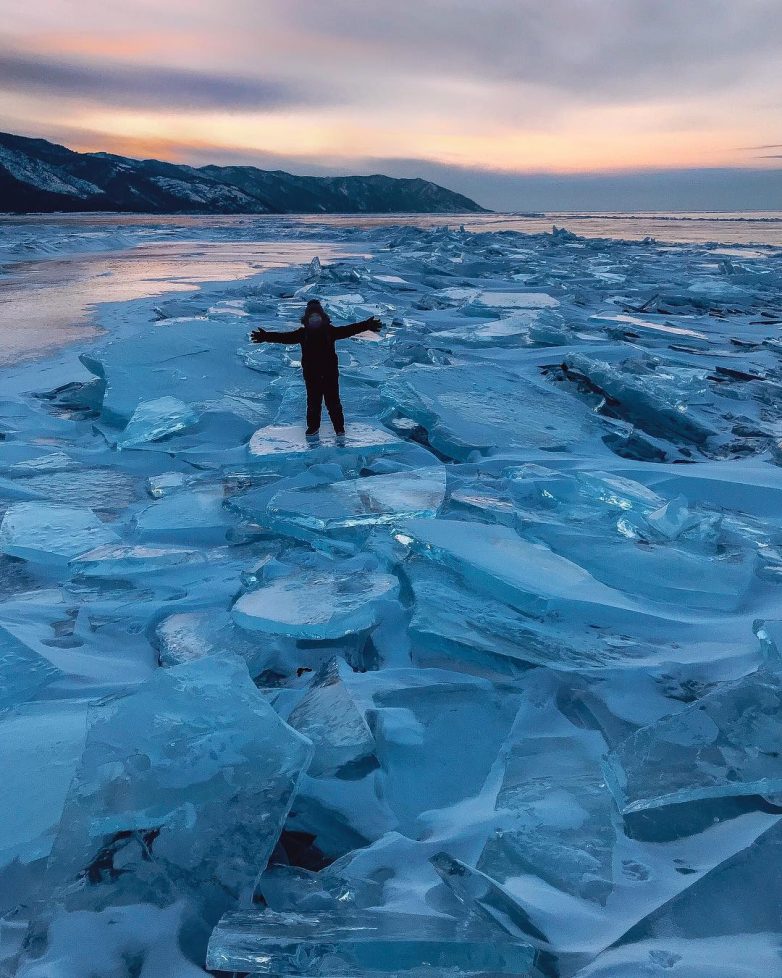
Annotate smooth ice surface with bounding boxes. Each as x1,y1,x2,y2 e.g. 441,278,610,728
572,935,782,978
233,566,398,639
45,656,312,917
206,909,535,975
605,670,782,812
248,423,402,461
133,489,235,544
0,503,118,565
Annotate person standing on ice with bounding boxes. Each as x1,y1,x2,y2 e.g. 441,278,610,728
250,299,382,437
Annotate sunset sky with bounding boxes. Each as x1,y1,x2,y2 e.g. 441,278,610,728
1,0,781,209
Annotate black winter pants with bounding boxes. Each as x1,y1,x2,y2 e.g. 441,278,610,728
304,369,344,432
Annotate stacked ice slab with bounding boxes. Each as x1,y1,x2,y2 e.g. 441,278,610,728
2,218,782,978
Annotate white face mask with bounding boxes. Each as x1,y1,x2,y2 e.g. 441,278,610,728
306,313,324,328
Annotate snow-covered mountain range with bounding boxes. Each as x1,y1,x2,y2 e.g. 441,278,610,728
0,131,486,214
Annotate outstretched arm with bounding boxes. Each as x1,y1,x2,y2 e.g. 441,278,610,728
332,316,383,340
250,326,304,344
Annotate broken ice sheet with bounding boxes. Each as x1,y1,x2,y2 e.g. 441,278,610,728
43,656,313,920
400,517,639,620
604,669,782,813
266,466,445,535
431,851,550,946
206,909,535,976
0,502,119,566
255,863,384,914
560,352,716,446
382,364,603,460
406,562,674,676
232,565,398,640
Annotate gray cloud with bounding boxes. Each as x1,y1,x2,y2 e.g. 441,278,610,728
264,0,782,103
0,48,332,111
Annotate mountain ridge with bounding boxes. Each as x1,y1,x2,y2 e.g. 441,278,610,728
0,131,488,215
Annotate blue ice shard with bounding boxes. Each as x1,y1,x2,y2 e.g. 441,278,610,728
233,566,398,640
382,364,602,459
399,518,637,619
70,543,205,578
0,700,88,868
431,851,550,946
0,624,62,708
478,733,617,904
287,658,376,776
155,609,265,669
133,488,235,545
206,909,535,976
561,353,717,446
407,563,636,676
0,502,119,565
604,670,782,813
116,396,200,448
45,656,313,918
267,466,445,535
372,678,520,836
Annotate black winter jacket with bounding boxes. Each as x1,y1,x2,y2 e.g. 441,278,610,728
258,319,377,375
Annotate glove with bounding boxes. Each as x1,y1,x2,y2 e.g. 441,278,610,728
366,316,383,332
249,328,267,343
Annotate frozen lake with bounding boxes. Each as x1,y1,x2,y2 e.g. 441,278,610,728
0,239,366,365
2,215,782,976
2,211,780,365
